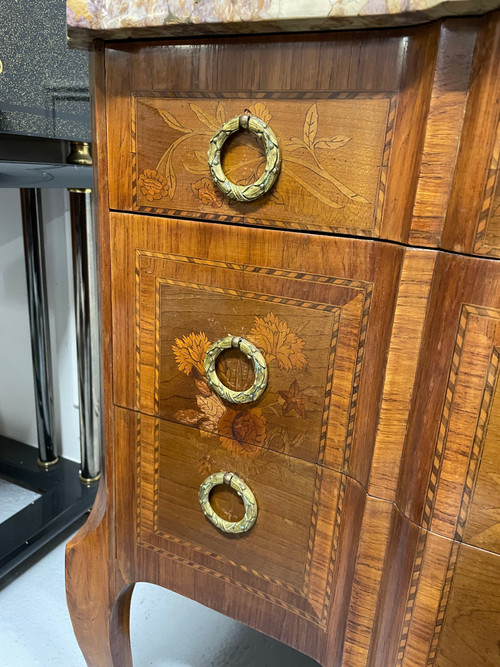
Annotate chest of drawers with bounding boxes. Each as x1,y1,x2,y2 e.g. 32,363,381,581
66,7,500,666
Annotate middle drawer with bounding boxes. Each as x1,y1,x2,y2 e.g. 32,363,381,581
110,212,403,484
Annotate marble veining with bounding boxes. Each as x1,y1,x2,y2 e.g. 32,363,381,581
67,0,500,47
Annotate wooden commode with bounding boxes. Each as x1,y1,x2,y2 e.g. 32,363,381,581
65,3,500,665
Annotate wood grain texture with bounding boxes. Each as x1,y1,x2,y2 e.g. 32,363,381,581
409,20,478,246
397,251,500,550
114,405,374,667
368,249,437,500
67,12,500,667
110,212,403,487
342,496,395,667
461,362,500,551
367,508,421,667
133,94,395,235
66,484,135,667
105,29,437,243
394,530,500,667
432,543,500,667
380,22,439,245
475,118,500,256
441,11,500,257
156,279,343,466
136,411,344,622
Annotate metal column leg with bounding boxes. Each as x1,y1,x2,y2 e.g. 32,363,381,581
19,188,58,466
67,143,101,481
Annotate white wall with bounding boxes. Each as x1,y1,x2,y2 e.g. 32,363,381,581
0,188,81,462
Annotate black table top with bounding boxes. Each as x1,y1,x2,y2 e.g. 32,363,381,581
0,0,90,142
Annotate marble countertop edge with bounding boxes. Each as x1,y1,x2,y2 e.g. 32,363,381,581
66,1,500,49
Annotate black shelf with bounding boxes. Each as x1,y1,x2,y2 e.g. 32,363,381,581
0,434,97,580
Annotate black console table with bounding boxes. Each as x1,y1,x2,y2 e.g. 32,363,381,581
0,0,99,579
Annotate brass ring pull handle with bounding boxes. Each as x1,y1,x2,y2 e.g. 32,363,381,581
203,335,268,404
207,113,281,202
199,472,258,534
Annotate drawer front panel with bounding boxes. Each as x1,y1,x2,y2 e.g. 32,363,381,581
157,280,339,465
110,213,403,483
134,410,345,627
131,93,394,236
397,251,500,553
106,29,436,242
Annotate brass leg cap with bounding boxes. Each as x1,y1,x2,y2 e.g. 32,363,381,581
79,472,101,484
37,456,59,469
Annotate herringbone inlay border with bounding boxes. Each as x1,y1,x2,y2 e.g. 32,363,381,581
131,90,397,237
133,251,371,628
474,113,500,256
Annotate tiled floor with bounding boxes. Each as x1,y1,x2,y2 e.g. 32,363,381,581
0,510,319,666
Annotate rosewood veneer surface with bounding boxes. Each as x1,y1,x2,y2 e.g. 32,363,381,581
66,10,500,667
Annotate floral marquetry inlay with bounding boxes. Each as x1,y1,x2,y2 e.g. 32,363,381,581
249,313,307,371
171,315,310,465
191,178,224,208
137,100,369,212
132,93,396,235
137,169,169,202
132,246,375,475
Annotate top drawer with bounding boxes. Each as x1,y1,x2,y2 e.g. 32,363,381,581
105,29,436,242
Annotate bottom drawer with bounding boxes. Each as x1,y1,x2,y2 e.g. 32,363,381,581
122,408,351,629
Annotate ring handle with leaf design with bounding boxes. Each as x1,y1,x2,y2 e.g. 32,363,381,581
203,335,268,404
199,472,258,534
207,113,281,202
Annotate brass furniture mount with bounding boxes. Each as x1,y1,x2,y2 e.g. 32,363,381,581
203,334,268,404
198,471,258,534
207,113,281,202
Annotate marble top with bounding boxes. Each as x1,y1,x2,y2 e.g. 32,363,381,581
67,0,500,47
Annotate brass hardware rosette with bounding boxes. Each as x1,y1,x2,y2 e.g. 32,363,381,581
203,335,268,404
198,471,258,534
207,112,281,201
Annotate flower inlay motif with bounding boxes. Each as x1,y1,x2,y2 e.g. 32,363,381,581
171,312,310,469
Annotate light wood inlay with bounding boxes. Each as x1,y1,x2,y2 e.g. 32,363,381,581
135,411,346,625
423,305,500,540
396,530,500,667
106,30,438,243
132,93,395,235
474,116,500,256
460,347,500,551
111,212,402,485
66,15,500,667
397,251,500,540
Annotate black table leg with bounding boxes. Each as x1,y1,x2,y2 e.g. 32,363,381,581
69,186,101,482
19,188,57,467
